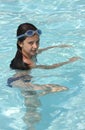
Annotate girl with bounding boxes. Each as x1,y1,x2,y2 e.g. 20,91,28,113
9,22,80,94
10,22,79,70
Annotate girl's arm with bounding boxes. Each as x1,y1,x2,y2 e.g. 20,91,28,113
38,44,72,54
34,57,80,69
10,79,67,96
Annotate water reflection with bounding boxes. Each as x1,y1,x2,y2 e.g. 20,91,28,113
21,89,41,130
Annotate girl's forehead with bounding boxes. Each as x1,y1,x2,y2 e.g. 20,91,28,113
25,34,39,41
27,34,39,39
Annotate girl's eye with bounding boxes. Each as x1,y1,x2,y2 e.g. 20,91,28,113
36,40,39,45
28,42,33,45
28,40,39,45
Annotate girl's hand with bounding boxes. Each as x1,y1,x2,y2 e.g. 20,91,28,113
69,56,81,62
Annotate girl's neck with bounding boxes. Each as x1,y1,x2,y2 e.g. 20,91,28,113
22,51,36,67
22,50,32,59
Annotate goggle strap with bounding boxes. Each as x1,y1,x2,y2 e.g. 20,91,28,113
17,34,26,39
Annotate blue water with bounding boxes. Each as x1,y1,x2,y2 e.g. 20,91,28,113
0,0,85,130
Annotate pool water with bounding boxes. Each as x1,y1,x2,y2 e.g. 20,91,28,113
0,0,85,130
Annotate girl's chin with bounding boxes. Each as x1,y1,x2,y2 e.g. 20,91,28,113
31,51,37,55
31,52,36,56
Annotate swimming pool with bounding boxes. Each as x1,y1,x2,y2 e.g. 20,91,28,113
0,0,85,129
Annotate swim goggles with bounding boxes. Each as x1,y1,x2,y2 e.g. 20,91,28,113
17,29,42,39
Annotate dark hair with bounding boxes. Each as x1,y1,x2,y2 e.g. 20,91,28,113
10,23,37,70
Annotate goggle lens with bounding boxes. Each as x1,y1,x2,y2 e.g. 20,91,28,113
37,30,42,35
26,30,34,36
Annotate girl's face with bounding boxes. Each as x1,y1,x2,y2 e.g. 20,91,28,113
19,34,40,58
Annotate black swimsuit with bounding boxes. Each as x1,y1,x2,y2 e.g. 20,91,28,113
7,75,31,87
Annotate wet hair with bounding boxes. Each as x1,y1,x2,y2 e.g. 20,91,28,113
10,23,37,70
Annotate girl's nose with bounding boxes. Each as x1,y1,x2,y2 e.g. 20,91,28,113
33,42,38,49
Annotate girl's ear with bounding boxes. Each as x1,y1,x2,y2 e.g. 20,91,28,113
18,41,23,48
